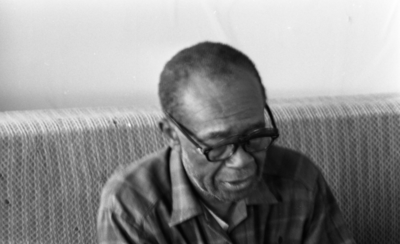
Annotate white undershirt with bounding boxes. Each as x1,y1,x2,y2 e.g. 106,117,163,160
203,205,230,231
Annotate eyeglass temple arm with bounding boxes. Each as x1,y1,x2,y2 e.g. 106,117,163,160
163,111,206,151
265,103,279,136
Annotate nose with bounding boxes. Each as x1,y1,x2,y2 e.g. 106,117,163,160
225,145,255,169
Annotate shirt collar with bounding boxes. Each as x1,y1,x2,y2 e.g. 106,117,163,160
168,146,203,227
168,147,279,227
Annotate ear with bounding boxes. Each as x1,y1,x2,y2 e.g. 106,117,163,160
159,118,180,146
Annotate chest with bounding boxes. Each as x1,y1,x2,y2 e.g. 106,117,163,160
157,203,310,244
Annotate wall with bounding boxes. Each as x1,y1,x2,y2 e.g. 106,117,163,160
0,0,399,111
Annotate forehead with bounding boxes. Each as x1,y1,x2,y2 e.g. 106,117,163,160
179,66,265,140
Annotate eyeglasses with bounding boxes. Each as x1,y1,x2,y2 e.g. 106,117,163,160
164,103,279,162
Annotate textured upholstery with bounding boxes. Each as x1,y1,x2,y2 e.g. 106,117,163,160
1,94,399,244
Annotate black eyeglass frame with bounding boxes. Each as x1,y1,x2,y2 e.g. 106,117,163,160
164,103,280,162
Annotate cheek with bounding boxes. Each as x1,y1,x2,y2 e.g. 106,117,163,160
255,150,267,164
181,147,221,188
254,151,267,175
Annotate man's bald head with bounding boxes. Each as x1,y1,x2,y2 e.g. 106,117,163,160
158,42,266,122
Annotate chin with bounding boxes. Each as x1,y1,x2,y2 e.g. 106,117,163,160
216,191,250,202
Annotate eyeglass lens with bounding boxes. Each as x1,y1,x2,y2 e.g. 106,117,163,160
207,136,273,161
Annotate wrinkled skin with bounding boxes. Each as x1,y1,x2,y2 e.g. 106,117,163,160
169,65,268,207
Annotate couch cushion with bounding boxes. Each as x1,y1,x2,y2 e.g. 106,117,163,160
0,94,399,244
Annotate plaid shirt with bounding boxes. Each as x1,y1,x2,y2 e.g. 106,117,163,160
97,145,355,244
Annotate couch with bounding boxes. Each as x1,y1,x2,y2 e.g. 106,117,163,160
1,94,399,244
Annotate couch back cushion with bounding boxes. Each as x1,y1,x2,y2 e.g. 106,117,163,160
0,94,399,244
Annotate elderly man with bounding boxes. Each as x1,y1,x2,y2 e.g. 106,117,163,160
97,42,355,244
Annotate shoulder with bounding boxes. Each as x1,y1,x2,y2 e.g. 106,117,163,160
99,147,172,223
265,145,322,192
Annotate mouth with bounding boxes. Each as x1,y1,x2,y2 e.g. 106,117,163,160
222,176,255,191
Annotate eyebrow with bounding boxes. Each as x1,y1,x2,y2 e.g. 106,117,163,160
201,130,233,141
200,121,266,142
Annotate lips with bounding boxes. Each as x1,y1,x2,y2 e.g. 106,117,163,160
226,177,252,184
222,176,255,190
